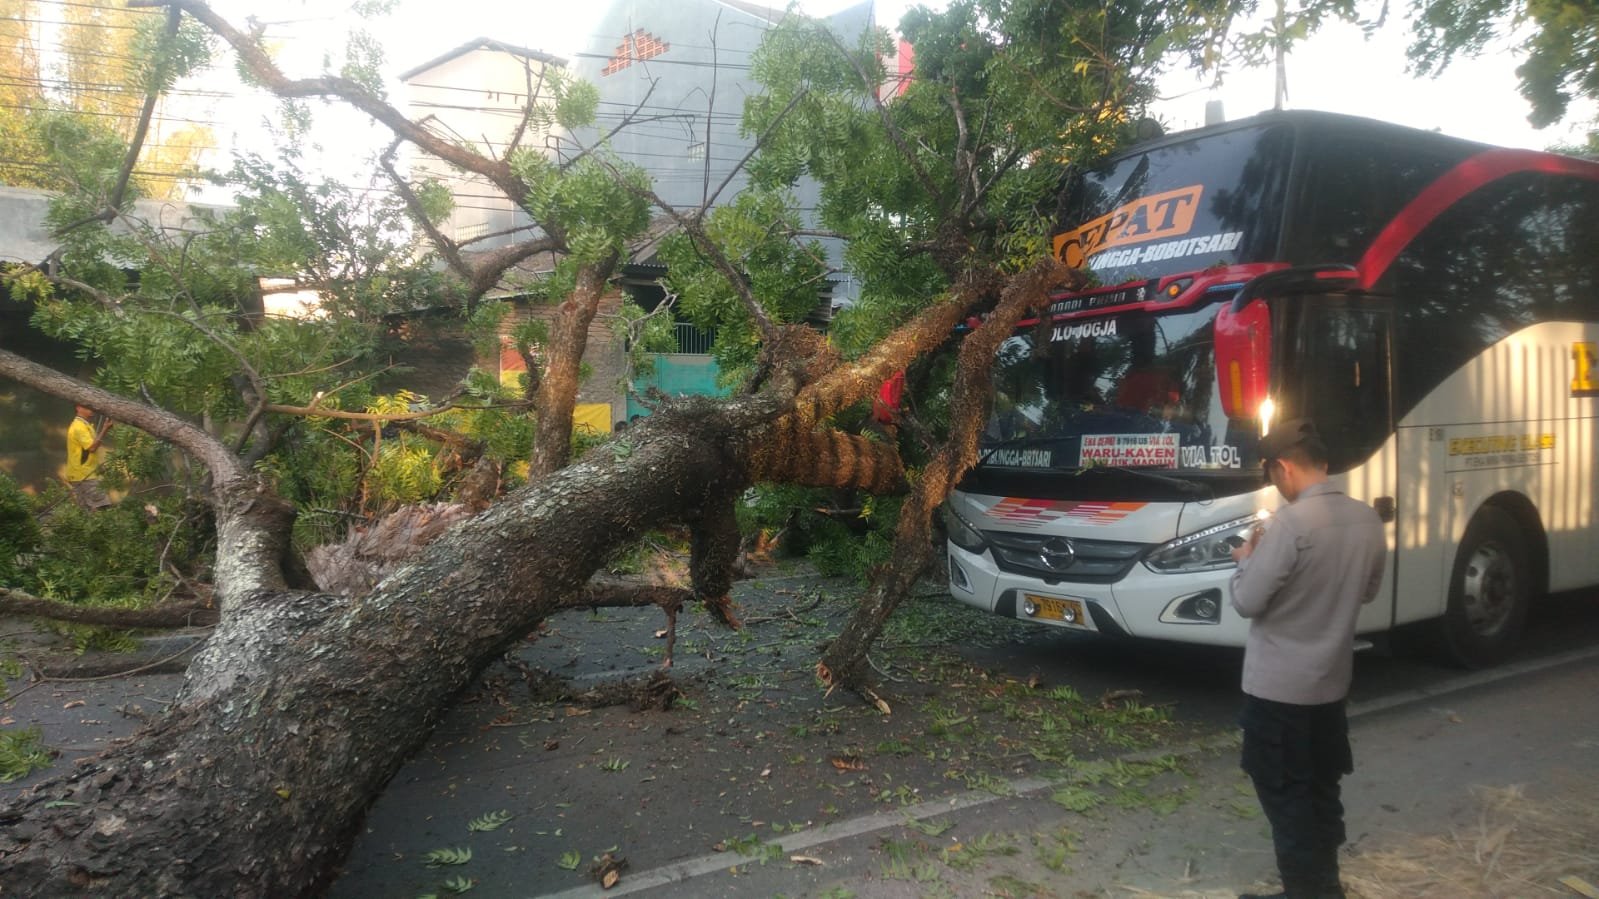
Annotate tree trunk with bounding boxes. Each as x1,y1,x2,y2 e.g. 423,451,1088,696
0,407,747,897
529,254,618,481
819,258,1078,692
0,271,1025,893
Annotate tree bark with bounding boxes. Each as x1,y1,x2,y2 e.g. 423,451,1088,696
0,405,749,897
529,254,619,480
0,263,1035,894
818,258,1080,692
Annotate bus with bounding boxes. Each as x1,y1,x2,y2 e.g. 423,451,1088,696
943,109,1599,667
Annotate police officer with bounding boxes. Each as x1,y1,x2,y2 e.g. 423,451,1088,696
1228,419,1387,899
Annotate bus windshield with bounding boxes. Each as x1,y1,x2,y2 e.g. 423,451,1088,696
1054,124,1293,286
982,301,1257,474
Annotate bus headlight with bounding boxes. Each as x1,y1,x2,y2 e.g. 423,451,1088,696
1143,515,1260,573
941,503,988,554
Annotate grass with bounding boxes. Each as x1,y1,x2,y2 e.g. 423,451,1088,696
942,831,1018,872
0,728,53,783
720,832,784,865
1343,784,1599,898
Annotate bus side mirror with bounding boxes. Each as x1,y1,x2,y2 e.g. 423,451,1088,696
1214,297,1271,421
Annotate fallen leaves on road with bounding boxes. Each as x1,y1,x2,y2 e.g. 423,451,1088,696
1099,688,1142,707
589,851,627,889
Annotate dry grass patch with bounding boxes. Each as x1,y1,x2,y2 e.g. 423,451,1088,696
1344,784,1599,898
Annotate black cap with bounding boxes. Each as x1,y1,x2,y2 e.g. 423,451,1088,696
1258,418,1319,460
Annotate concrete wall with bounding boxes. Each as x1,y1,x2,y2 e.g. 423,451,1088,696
0,185,226,274
568,0,872,302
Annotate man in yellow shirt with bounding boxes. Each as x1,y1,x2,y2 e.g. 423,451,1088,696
65,404,113,511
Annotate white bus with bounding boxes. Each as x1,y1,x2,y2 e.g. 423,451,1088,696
944,110,1599,667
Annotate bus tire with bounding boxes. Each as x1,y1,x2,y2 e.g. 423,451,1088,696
1435,506,1532,669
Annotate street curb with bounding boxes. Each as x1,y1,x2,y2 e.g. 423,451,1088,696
535,642,1599,898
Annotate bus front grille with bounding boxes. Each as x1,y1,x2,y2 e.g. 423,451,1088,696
983,532,1149,583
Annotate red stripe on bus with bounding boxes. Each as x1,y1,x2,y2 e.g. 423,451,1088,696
1357,149,1599,289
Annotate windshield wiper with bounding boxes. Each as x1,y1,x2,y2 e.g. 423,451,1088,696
1077,465,1212,499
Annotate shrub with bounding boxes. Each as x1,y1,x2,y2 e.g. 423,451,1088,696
0,471,42,588
23,487,210,606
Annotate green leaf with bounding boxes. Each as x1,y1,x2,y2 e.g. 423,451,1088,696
467,809,513,832
0,729,53,783
421,847,473,867
441,875,475,894
556,850,581,871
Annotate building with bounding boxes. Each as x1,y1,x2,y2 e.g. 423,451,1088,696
394,2,886,426
399,39,568,251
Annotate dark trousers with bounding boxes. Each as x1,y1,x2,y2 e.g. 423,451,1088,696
1239,694,1352,898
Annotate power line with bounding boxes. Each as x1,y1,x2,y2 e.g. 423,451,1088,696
569,51,754,72
26,0,159,14
0,74,238,101
0,100,222,126
4,15,146,32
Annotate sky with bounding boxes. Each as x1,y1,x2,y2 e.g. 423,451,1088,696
183,0,1590,200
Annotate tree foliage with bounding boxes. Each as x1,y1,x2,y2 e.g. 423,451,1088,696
1408,0,1599,127
0,0,1346,892
0,0,213,196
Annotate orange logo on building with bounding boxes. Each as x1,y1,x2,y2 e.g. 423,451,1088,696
1052,185,1204,268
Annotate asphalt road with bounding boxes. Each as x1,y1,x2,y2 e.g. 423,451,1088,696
606,627,1599,899
959,586,1599,736
3,583,1597,897
322,582,1599,898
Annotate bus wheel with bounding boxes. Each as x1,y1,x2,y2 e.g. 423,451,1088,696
1437,507,1532,668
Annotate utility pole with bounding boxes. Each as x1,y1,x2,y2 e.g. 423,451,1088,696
1273,0,1288,110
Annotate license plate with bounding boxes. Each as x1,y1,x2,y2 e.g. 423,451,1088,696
1022,593,1092,629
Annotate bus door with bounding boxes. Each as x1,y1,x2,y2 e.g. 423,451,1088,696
1276,296,1400,633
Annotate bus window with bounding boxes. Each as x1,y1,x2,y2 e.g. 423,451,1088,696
1053,124,1294,284
1392,172,1599,417
1277,301,1394,473
1290,131,1464,265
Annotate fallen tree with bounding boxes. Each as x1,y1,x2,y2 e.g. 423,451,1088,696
0,256,1070,893
0,0,1205,891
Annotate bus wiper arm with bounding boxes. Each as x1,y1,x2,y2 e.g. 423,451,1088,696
1079,465,1212,498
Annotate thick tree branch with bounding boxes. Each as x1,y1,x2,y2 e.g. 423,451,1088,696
787,268,1000,430
818,256,1081,693
0,348,291,609
0,588,218,628
131,0,527,202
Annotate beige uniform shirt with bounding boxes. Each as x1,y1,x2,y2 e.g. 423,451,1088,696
1228,481,1387,705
